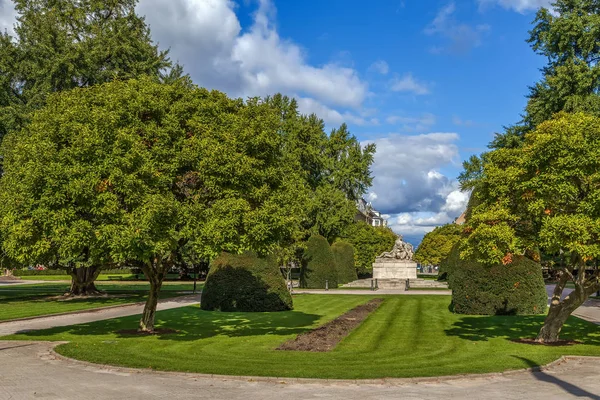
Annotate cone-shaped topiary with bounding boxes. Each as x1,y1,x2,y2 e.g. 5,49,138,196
300,234,338,289
442,244,547,315
201,252,293,312
332,241,357,284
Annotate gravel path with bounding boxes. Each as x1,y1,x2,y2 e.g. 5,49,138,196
1,341,600,400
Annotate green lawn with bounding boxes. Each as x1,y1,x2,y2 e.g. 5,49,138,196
4,294,600,379
0,282,200,321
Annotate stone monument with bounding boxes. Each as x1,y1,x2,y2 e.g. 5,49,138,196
372,235,417,280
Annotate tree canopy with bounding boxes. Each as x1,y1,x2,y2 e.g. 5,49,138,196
0,78,306,331
462,112,600,341
414,224,463,267
0,0,175,145
341,222,397,276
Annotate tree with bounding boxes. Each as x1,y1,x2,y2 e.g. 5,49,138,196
0,0,179,292
331,240,357,284
462,113,600,342
490,0,600,150
0,78,306,331
414,224,462,267
342,222,397,276
264,94,376,244
0,0,174,147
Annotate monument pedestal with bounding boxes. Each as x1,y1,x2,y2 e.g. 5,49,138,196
372,259,417,280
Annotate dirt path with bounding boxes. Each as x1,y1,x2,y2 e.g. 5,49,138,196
0,294,201,336
1,341,600,400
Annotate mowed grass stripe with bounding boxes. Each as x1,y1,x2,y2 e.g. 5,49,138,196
4,295,600,379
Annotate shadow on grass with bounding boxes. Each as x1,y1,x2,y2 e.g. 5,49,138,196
445,315,600,344
15,307,321,341
514,356,600,400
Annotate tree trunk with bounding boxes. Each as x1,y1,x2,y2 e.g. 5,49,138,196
138,259,167,333
68,265,103,296
536,267,600,343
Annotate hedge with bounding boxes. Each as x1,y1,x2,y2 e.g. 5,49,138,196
201,252,293,312
443,244,547,315
332,241,357,284
300,234,338,289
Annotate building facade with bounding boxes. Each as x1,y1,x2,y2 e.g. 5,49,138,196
356,198,388,227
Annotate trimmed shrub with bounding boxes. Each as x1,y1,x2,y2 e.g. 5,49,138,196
300,235,338,289
332,241,357,284
443,244,547,315
201,252,293,312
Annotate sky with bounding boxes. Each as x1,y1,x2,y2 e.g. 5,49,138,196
0,0,555,244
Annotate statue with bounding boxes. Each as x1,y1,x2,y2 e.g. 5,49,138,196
378,235,414,261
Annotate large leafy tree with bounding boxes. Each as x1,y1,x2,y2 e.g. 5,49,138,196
462,113,600,343
0,78,306,331
414,224,462,267
341,222,397,276
264,94,376,244
0,0,174,145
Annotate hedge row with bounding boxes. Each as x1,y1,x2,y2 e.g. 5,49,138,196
332,240,357,284
300,235,338,289
443,244,547,315
201,252,293,312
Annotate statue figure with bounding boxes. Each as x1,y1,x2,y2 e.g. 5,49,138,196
378,235,414,261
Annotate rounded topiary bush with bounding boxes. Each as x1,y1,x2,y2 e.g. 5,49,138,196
332,240,357,284
443,244,547,315
200,252,293,312
300,234,338,289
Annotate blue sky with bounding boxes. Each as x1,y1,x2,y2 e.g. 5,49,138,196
0,0,554,244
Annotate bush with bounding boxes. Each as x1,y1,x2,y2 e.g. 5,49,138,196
200,252,293,312
443,244,547,315
300,235,338,289
332,241,357,284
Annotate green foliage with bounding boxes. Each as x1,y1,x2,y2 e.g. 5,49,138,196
491,0,600,149
414,224,462,266
0,0,176,145
342,222,397,275
331,241,357,284
264,94,376,243
443,244,547,315
200,252,292,312
300,235,337,289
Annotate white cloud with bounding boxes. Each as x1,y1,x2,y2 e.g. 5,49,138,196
0,0,17,36
136,0,369,109
368,60,389,75
364,132,462,216
386,113,436,131
425,2,490,54
390,73,430,95
477,0,553,13
296,97,379,126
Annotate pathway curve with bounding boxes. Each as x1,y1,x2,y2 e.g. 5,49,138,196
1,341,600,400
0,294,201,336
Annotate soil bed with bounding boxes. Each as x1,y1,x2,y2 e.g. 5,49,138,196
512,338,581,346
278,298,383,352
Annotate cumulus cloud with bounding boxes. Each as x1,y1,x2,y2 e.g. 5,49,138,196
136,0,369,109
296,97,379,126
477,0,553,13
368,60,390,75
386,113,436,131
452,115,475,127
390,73,430,95
425,2,490,54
